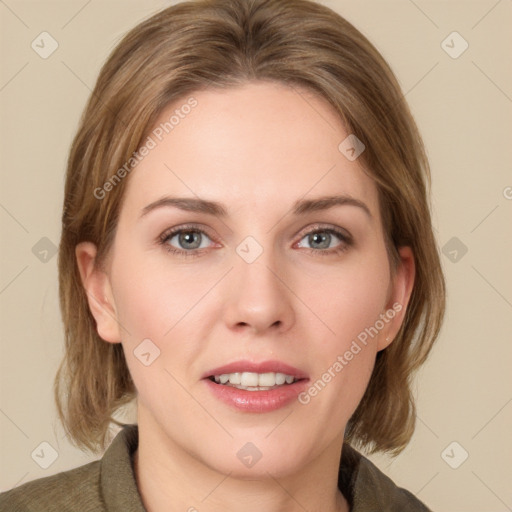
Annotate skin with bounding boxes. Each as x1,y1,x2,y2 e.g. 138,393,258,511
76,81,415,512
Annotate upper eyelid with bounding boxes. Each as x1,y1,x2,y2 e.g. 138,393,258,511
161,223,216,241
296,223,351,238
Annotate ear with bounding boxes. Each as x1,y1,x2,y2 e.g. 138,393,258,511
377,246,415,351
75,242,122,344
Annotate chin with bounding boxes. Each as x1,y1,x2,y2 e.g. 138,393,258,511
194,434,313,480
209,455,304,481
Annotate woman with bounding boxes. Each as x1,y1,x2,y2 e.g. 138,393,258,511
0,0,445,510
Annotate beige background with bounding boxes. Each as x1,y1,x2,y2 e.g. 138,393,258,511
1,1,511,510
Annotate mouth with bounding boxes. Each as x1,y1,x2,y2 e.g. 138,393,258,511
202,360,309,412
208,371,302,391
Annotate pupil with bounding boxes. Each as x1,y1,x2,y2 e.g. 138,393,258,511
311,232,329,249
180,231,200,249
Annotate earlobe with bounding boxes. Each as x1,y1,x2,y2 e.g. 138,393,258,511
75,242,122,344
377,246,415,351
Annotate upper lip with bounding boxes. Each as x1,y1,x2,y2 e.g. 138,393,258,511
202,360,309,380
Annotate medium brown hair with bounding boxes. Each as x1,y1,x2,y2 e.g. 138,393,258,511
56,0,446,455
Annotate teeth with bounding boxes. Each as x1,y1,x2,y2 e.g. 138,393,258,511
257,372,275,387
212,371,297,388
241,372,259,387
275,373,286,385
228,372,241,385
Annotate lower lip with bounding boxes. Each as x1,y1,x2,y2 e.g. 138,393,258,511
204,378,309,413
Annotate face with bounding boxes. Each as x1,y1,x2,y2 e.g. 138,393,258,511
77,81,414,479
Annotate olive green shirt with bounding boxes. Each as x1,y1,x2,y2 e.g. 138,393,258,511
0,424,431,511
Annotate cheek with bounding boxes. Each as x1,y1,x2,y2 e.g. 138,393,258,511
302,253,390,347
113,277,171,342
111,252,213,341
300,252,389,407
109,257,199,405
109,253,219,389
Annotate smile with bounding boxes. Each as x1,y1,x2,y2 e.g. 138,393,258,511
210,371,299,391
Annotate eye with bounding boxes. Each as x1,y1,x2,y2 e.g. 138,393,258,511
159,224,216,258
158,223,353,259
295,226,352,256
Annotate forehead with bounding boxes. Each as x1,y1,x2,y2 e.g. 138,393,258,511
120,81,379,220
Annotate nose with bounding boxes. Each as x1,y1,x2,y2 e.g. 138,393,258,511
222,246,295,335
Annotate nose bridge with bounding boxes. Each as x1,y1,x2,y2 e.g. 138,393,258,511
224,232,294,332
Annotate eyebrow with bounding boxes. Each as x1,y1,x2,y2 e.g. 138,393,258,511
140,194,372,219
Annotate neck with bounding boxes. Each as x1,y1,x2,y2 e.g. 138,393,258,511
133,414,350,512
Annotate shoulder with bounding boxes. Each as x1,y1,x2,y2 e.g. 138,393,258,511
0,423,143,512
0,460,103,512
340,443,433,512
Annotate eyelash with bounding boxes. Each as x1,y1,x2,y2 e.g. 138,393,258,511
158,223,353,259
